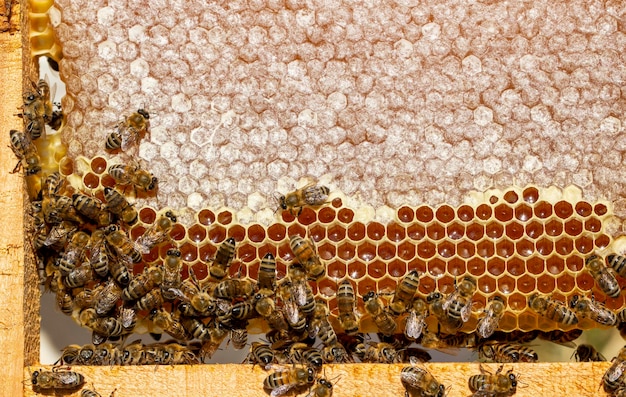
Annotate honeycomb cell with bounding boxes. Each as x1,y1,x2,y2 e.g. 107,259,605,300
417,240,436,259
545,219,563,236
257,243,277,258
522,187,539,203
377,242,396,260
437,275,456,293
217,211,232,225
407,224,425,240
478,275,496,294
357,242,376,262
198,243,216,262
527,256,544,275
489,196,498,204
506,257,525,276
348,261,366,279
494,204,513,222
169,224,186,241
485,222,503,239
397,206,414,223
247,263,259,281
309,224,326,242
564,219,583,236
90,157,107,174
503,190,519,204
348,222,366,240
327,224,347,242
357,277,376,296
416,205,434,222
387,222,406,242
318,242,336,260
557,274,575,293
238,243,257,263
337,208,354,223
457,205,474,222
476,204,492,220
525,221,543,239
584,218,602,233
139,207,157,224
297,208,317,225
397,241,416,260
60,157,74,176
327,261,346,278
179,242,198,261
554,201,574,219
517,312,538,330
487,257,505,277
514,204,532,222
287,224,306,239
594,203,608,216
268,224,286,241
247,224,266,242
466,223,484,241
188,224,207,243
318,278,337,297
198,209,215,225
447,222,464,240
606,296,624,311
566,255,584,272
546,257,565,275
595,234,611,249
554,238,574,256
427,258,446,277
467,257,486,276
497,275,515,294
435,205,455,223
388,259,407,277
535,238,553,255
331,198,343,208
537,275,556,294
437,241,455,258
100,174,116,188
318,207,336,223
575,202,593,217
378,277,397,294
517,274,536,294
190,262,208,280
426,223,445,240
505,222,524,240
500,312,518,330
476,239,495,258
208,225,227,243
534,201,553,218
419,276,436,294
576,273,595,291
228,225,246,241
447,258,466,276
496,240,514,258
281,211,296,223
408,259,427,274
575,236,594,254
457,241,476,259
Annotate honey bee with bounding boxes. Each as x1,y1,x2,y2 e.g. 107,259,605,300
229,328,248,350
363,291,398,336
289,343,324,370
405,297,429,340
336,280,359,335
80,308,127,344
305,377,336,397
119,339,147,365
172,268,216,316
57,231,90,276
573,344,606,362
245,342,275,366
55,284,74,315
108,162,158,193
106,109,150,151
9,129,41,175
213,278,254,300
254,292,289,331
180,316,210,340
72,193,114,227
527,293,578,326
317,315,338,347
135,288,164,312
401,365,446,397
569,294,617,326
442,275,476,331
46,195,85,225
150,309,188,341
30,367,85,391
88,229,109,278
603,346,626,393
107,252,133,287
390,270,421,316
585,255,620,298
64,263,95,288
356,342,400,364
476,296,506,339
468,365,517,397
135,211,176,254
104,187,138,225
122,266,163,301
608,254,626,278
289,235,325,280
209,237,236,280
160,248,183,300
536,329,582,348
58,344,81,365
263,365,316,396
278,183,330,216
477,342,538,363
81,386,117,397
105,224,142,264
151,342,198,365
257,252,277,292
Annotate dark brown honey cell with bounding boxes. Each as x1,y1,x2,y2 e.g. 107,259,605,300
227,225,246,242
514,204,532,222
179,242,198,262
208,225,227,243
516,239,534,257
100,173,116,187
478,275,496,294
594,203,608,216
564,218,583,236
595,234,610,249
476,204,492,220
268,224,286,241
506,257,525,276
525,221,543,239
388,259,407,277
397,241,416,261
489,195,498,204
198,209,215,226
576,272,595,291
497,274,515,294
94,189,106,203
308,224,326,242
416,205,434,222
139,207,157,224
517,312,538,331
170,224,186,241
357,242,376,261
378,276,397,294
248,263,259,281
278,242,295,261
447,258,466,276
377,242,396,260
426,223,445,240
526,256,545,275
466,223,485,241
554,238,574,256
544,219,563,237
317,278,338,298
447,222,465,240
535,238,554,255
556,273,575,293
158,242,177,259
348,222,366,241
397,206,414,223
318,242,336,261
330,197,342,208
338,242,356,260
428,258,446,277
496,240,515,258
281,211,296,223
199,243,216,262
476,239,495,258
142,246,160,263
584,217,602,233
485,222,503,239
246,224,266,243
90,157,107,174
503,190,519,204
546,256,565,275
191,262,208,280
487,258,505,276
418,276,436,294
494,204,514,222
565,256,583,272
387,222,406,242
605,296,624,311
456,205,474,222
522,186,539,203
537,275,556,294
348,261,366,279
367,222,385,240
437,240,455,258
457,240,476,259
297,207,317,226
327,224,347,242
217,211,233,225
408,258,427,274
287,224,306,240
517,274,537,294
505,222,524,240
327,261,347,279
257,243,278,258
575,236,594,254
436,275,455,294
130,225,146,240
467,257,486,276
575,201,593,217
534,201,553,219
357,277,377,297
317,207,336,224
337,208,354,223
407,224,425,240
238,243,257,263
435,205,455,223
554,201,574,219
82,173,99,189
187,224,207,243
417,240,436,259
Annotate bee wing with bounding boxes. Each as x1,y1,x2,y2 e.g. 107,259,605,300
404,311,424,340
608,361,626,382
283,299,300,325
270,383,298,397
54,370,82,387
587,301,617,326
476,314,498,339
120,128,139,151
293,282,307,306
461,301,472,322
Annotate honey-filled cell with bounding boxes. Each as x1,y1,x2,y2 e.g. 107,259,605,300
327,261,347,279
227,225,246,242
499,312,518,331
397,241,416,260
417,240,436,259
437,274,456,293
170,224,187,241
516,239,534,257
139,207,157,224
100,174,116,188
554,238,573,257
595,234,611,249
287,224,306,240
190,262,208,280
478,275,496,294
494,204,514,222
237,243,257,263
348,261,366,279
497,274,515,294
487,258,505,276
537,275,556,294
476,204,492,220
317,207,336,223
575,201,593,217
585,217,602,233
197,209,215,226
447,258,466,276
217,211,233,225
457,205,474,222
332,197,343,208
466,223,485,241
534,201,553,218
130,225,146,241
418,276,436,294
517,274,536,294
457,240,476,259
388,259,407,277
514,203,532,222
348,222,366,240
435,205,455,223
467,257,486,276
476,239,495,258
485,222,503,239
554,201,574,219
397,206,414,223
503,190,519,204
427,258,446,277
437,240,455,258
281,211,296,223
337,208,354,224
327,224,347,242
357,278,377,297
208,225,227,243
357,242,376,262
317,278,337,298
517,312,538,331
505,222,524,240
407,223,425,240
337,242,356,260
447,222,464,240
605,295,624,311
318,242,337,260
387,222,406,242
426,223,445,240
556,273,576,293
546,256,565,275
527,256,545,275
506,257,525,276
522,187,539,203
297,208,317,225
377,241,396,260
179,242,198,262
278,242,294,262
309,224,326,242
416,205,434,222
90,156,107,174
83,173,99,188
535,238,554,255
594,203,608,216
525,221,543,239
198,243,216,262
496,240,514,258
188,224,207,243
408,258,427,274
576,272,595,291
247,224,266,242
566,255,584,272
378,277,397,294
575,235,594,254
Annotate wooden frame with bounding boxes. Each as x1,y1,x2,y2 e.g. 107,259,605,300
0,1,618,396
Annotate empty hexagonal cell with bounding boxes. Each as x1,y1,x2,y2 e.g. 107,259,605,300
198,209,215,225
527,256,544,275
199,243,216,262
268,224,286,241
170,224,186,241
536,275,556,294
377,241,396,260
505,222,524,240
237,243,257,263
506,258,525,276
357,277,377,296
554,238,574,256
522,187,539,203
139,207,157,224
497,275,515,294
407,224,425,240
585,218,602,233
416,205,434,222
447,222,464,240
595,234,611,249
397,241,416,260
327,224,347,242
476,204,492,220
554,201,574,219
327,261,347,279
297,208,317,226
494,204,514,222
525,221,543,239
516,239,534,257
348,261,366,279
496,240,514,258
476,239,495,258
485,222,503,239
467,257,486,276
546,257,565,275
208,225,227,243
417,241,436,259
466,223,484,241
426,223,445,240
179,242,198,262
576,273,595,291
556,273,575,293
357,242,376,261
378,277,397,294
435,205,455,223
534,201,553,219
437,241,455,258
418,276,436,294
503,190,519,204
388,259,407,277
317,207,336,223
217,211,232,225
337,208,354,223
535,238,554,255
308,224,326,242
594,203,608,216
187,224,207,243
287,224,306,240
247,224,266,243
83,173,99,189
387,222,406,242
348,222,366,240
447,258,466,276
478,275,496,294
516,274,536,294
228,225,246,242
575,202,593,217
397,206,414,223
318,242,336,260
487,258,505,276
456,240,476,259
517,311,538,331
427,258,446,277
514,204,532,222
499,312,518,331
575,236,594,254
